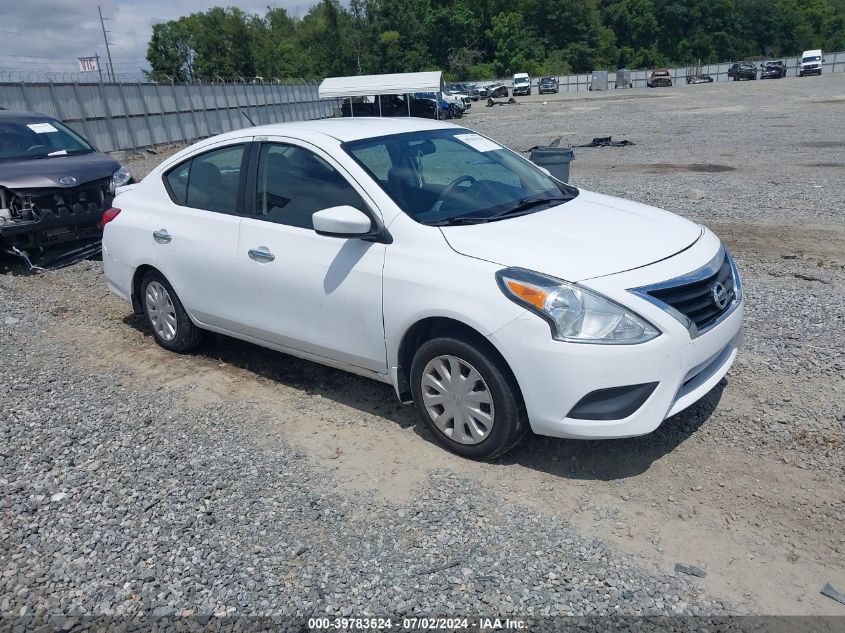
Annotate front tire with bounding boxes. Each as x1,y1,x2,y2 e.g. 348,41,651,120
410,337,527,460
141,270,203,353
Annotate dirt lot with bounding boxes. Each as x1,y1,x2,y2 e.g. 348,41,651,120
2,74,844,619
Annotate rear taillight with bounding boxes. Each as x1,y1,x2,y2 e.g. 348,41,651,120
100,207,121,229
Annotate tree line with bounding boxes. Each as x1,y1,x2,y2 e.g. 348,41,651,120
145,0,845,82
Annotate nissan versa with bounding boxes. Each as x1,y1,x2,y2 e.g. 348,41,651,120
102,119,743,459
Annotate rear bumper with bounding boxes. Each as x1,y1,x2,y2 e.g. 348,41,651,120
102,243,134,304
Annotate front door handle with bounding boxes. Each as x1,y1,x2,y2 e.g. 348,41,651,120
153,229,171,244
248,246,275,263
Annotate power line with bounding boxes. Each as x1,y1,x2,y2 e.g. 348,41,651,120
0,9,81,27
18,0,163,25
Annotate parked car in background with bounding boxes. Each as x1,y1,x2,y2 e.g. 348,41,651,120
647,69,673,87
760,60,786,79
799,49,823,76
482,83,509,98
103,118,743,460
0,110,130,269
728,61,757,80
538,77,559,94
341,95,437,119
447,83,480,100
443,88,472,110
463,83,481,100
512,73,531,96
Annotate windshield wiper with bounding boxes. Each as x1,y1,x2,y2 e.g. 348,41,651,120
429,216,493,226
487,195,572,220
430,195,573,227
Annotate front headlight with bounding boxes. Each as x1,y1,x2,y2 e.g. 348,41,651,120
496,268,660,344
110,165,131,194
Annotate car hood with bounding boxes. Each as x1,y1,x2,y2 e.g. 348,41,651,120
439,189,702,281
0,152,119,190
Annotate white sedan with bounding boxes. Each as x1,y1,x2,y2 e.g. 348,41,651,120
102,118,743,459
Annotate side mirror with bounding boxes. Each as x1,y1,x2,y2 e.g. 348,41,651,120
313,205,373,238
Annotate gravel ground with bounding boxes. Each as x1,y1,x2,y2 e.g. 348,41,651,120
2,73,844,623
1,268,727,624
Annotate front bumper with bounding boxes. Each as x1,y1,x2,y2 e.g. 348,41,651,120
487,235,744,439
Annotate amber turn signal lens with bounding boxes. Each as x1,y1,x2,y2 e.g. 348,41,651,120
505,280,548,310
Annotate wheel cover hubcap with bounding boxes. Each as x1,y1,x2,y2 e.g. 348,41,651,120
145,281,178,342
421,355,495,445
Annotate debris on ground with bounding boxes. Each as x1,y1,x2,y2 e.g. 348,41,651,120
576,136,635,147
674,563,707,578
486,97,518,107
793,272,831,285
821,583,845,606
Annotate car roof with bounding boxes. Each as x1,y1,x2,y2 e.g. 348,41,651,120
0,110,58,124
213,117,459,144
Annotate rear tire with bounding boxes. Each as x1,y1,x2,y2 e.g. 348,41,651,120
140,270,203,353
410,336,527,460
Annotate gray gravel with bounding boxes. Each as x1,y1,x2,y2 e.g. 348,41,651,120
2,73,844,621
0,278,727,622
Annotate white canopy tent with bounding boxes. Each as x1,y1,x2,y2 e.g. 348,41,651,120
318,71,443,99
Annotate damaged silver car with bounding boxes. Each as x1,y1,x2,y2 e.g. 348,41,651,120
0,111,130,269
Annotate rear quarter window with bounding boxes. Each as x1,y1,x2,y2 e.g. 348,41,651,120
165,161,189,205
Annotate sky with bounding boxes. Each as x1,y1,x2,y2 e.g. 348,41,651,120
0,0,318,79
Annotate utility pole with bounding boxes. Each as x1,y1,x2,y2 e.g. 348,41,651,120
98,5,116,82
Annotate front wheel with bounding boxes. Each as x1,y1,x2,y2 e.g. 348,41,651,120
141,270,203,353
410,337,527,460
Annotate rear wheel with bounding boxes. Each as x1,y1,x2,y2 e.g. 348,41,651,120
141,270,203,353
410,337,527,460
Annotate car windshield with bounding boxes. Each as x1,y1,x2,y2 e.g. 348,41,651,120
515,78,529,84
803,56,821,62
0,119,94,163
343,128,578,226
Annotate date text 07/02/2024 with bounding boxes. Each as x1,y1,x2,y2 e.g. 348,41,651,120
307,617,528,630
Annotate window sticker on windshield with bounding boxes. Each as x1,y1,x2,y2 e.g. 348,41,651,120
455,133,502,152
27,122,59,134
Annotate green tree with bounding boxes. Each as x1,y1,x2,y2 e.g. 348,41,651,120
487,12,537,76
144,1,845,82
146,20,195,82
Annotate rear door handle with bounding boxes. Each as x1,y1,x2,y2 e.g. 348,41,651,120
248,246,275,263
153,229,171,244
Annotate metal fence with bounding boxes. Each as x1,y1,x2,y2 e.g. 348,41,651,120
0,80,340,153
495,50,845,92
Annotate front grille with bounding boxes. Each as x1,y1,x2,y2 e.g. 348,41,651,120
646,253,735,331
12,178,110,222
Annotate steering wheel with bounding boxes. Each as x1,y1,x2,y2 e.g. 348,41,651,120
436,175,476,206
27,144,47,153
